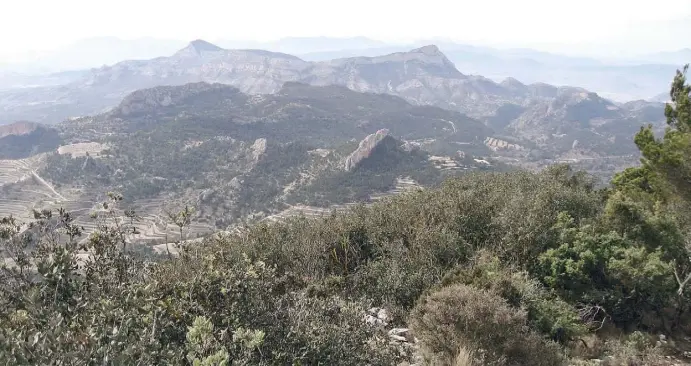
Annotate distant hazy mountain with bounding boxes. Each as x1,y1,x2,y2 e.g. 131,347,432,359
0,40,666,161
3,36,683,103
300,42,680,102
651,92,672,103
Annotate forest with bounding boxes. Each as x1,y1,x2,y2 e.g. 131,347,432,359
0,66,690,365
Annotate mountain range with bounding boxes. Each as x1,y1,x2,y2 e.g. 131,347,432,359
1,37,685,104
0,38,674,241
0,40,667,160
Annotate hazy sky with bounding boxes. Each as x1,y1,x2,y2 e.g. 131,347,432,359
1,0,690,58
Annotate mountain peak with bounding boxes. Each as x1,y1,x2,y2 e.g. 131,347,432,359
189,39,223,52
412,45,442,55
174,39,224,56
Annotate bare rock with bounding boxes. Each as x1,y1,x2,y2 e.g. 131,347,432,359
251,138,267,160
364,307,390,327
344,129,390,171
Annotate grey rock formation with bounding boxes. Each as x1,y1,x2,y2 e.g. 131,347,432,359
344,129,390,171
250,138,267,161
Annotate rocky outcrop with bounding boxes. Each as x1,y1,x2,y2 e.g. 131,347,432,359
0,121,41,138
363,307,422,365
364,307,390,326
344,129,390,171
250,138,267,161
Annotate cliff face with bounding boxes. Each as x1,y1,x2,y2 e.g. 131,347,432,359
344,129,391,171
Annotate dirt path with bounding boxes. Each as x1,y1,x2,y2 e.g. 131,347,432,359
30,171,66,201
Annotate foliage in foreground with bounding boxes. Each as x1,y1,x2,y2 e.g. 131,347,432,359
2,160,690,364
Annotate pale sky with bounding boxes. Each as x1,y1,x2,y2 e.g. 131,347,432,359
1,0,690,58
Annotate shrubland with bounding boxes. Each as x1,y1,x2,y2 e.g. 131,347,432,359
1,66,691,365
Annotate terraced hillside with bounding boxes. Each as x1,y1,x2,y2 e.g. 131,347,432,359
0,159,213,246
264,177,422,223
0,154,47,187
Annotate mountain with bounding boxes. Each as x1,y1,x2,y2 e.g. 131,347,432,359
0,42,568,123
80,81,491,145
2,82,492,233
0,121,63,159
0,41,666,164
3,37,683,104
298,42,682,102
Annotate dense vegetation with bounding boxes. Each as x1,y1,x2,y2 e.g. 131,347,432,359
39,83,494,227
1,67,691,365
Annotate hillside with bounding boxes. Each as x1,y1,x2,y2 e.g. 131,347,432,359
0,82,496,239
0,76,662,236
3,165,691,365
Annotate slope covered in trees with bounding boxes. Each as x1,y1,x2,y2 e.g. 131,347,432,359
1,66,691,365
35,82,494,230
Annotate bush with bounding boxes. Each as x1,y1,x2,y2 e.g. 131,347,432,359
409,283,566,366
0,202,405,365
537,212,680,328
440,251,587,343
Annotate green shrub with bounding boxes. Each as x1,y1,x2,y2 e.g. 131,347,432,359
537,212,679,327
410,283,566,366
440,251,587,343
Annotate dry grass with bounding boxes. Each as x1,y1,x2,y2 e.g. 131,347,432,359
453,345,476,366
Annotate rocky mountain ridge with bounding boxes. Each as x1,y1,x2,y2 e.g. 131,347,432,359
1,41,661,124
0,41,668,171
